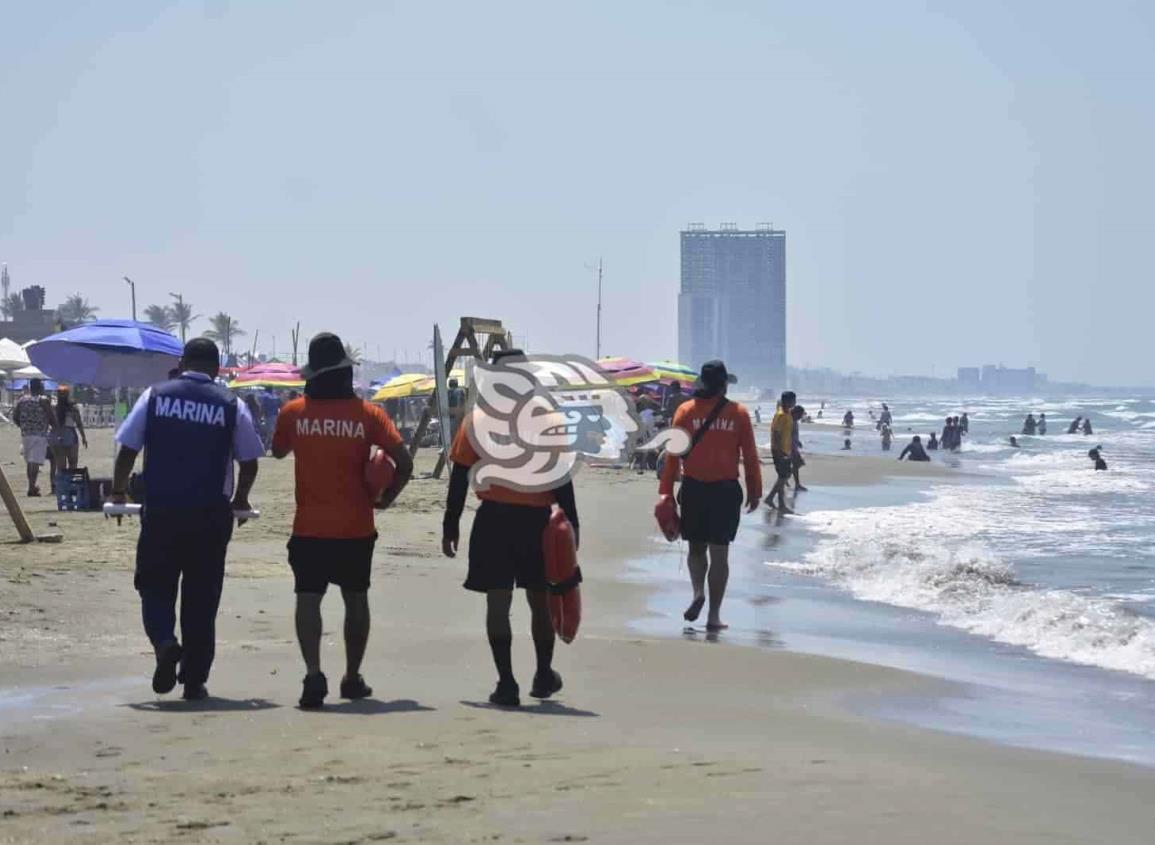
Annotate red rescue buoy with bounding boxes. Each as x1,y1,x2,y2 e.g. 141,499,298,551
542,507,582,644
655,494,680,541
364,447,396,500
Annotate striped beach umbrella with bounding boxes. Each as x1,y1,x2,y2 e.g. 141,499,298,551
595,357,657,387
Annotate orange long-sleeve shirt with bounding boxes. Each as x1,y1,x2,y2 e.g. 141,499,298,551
658,396,762,500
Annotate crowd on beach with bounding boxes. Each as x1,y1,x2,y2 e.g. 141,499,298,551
5,338,1118,713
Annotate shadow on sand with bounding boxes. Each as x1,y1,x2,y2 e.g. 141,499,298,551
460,699,599,718
300,698,434,715
125,697,280,713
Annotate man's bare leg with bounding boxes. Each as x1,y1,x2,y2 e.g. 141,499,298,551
706,544,730,630
684,542,708,621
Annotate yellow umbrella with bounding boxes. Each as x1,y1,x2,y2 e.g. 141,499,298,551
372,370,465,401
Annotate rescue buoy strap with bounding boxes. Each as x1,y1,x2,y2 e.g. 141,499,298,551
547,566,583,595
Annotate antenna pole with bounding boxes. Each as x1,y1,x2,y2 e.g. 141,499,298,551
596,257,603,360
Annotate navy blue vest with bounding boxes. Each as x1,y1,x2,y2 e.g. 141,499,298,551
143,376,238,508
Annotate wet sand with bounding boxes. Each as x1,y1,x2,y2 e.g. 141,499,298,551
1,427,1152,844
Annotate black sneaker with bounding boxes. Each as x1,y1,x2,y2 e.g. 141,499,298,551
529,669,563,700
182,683,208,701
299,672,328,709
152,641,183,694
488,680,520,708
339,674,372,700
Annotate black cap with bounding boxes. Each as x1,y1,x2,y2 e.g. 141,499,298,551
300,332,355,380
698,359,737,394
183,337,220,365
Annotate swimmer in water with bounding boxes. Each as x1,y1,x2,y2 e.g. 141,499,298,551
898,435,930,462
1009,436,1020,448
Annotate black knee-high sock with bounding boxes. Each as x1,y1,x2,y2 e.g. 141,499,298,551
487,634,514,684
531,612,555,676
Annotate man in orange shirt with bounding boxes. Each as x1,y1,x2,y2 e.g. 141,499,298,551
659,360,761,631
441,350,581,708
272,333,413,708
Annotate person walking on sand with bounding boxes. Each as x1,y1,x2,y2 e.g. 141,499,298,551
48,386,87,471
790,404,808,492
12,378,53,496
898,435,930,462
442,349,580,708
766,390,797,514
272,333,413,709
109,339,263,701
661,361,762,632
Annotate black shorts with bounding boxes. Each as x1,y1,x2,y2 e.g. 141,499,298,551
287,534,377,594
773,455,793,480
678,478,743,546
465,501,551,592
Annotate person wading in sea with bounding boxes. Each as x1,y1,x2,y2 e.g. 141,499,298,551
660,361,762,632
110,339,263,701
272,333,413,709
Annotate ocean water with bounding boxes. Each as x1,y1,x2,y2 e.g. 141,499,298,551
768,396,1155,682
632,394,1155,764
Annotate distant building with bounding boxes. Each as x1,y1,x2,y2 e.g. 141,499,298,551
678,223,785,391
971,364,1040,394
957,367,981,390
0,284,58,344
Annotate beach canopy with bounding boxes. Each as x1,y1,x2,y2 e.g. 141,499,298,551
595,357,657,387
228,362,305,389
0,337,31,371
371,369,464,401
27,320,182,388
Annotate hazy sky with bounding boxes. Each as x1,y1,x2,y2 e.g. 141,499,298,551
2,1,1153,385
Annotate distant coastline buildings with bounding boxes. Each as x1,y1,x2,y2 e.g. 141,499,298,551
678,223,785,391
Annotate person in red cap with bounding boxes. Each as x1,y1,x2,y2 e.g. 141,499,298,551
659,360,761,631
272,332,413,709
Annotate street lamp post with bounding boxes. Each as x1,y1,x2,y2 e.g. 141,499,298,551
123,276,137,322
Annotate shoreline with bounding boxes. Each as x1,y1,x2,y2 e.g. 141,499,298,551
2,429,1154,842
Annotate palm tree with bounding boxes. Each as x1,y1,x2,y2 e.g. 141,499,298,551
169,298,199,342
143,304,176,332
344,341,363,364
56,293,99,325
1,292,24,319
202,312,246,357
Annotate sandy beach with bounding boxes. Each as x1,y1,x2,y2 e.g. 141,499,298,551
1,426,1153,844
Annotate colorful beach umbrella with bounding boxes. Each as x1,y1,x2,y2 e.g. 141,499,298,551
26,319,182,388
595,357,657,387
228,362,305,389
646,360,697,382
371,369,465,401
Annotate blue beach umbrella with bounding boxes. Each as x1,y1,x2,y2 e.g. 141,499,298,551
27,319,182,388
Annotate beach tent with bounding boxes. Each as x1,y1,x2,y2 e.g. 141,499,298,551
0,338,31,371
